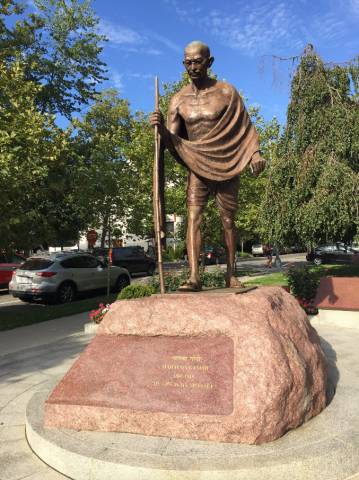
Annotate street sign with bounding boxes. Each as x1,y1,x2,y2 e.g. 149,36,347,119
86,229,98,246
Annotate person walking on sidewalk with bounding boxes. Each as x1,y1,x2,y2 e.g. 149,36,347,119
264,244,273,268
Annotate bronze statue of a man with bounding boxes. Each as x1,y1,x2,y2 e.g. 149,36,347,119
151,41,265,291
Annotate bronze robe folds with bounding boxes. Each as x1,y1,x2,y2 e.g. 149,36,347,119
168,86,260,182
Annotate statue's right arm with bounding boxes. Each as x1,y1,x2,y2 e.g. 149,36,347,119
166,95,182,136
150,94,182,148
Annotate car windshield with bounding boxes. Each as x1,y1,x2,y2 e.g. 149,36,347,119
20,258,53,271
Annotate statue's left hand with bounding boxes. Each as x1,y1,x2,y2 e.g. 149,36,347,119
250,155,266,176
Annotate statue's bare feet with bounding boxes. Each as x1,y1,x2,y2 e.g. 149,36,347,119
226,274,244,289
178,279,202,292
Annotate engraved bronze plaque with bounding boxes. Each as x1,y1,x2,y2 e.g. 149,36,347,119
49,335,234,415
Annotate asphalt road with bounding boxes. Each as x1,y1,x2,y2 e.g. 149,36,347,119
0,253,307,307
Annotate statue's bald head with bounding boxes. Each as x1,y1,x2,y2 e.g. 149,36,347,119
184,41,211,58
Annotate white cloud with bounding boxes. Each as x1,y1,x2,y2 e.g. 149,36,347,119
128,73,154,79
111,72,124,91
150,32,182,53
164,0,357,57
98,19,145,45
162,0,200,21
311,13,346,41
98,19,179,56
202,2,304,55
115,46,163,56
146,48,163,56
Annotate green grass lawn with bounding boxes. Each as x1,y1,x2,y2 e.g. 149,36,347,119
0,293,117,332
244,263,359,287
244,272,288,287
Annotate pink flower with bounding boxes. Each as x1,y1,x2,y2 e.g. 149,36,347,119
88,302,111,323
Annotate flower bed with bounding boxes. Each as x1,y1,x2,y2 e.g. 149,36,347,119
89,303,110,324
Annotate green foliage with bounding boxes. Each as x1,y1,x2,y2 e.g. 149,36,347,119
0,1,42,63
150,269,188,292
117,284,155,300
1,0,107,118
0,0,109,249
162,243,185,261
285,265,319,301
121,112,156,239
244,272,288,287
161,73,191,221
200,268,226,288
237,251,252,258
73,89,133,246
245,262,359,288
260,46,359,248
149,268,226,293
0,59,70,249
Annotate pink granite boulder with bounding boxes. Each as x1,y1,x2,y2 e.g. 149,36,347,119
45,287,327,444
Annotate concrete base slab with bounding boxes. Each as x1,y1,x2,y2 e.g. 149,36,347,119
83,322,98,334
311,309,359,330
26,341,359,480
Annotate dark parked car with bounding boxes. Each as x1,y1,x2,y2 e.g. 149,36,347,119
95,246,156,276
306,243,359,265
200,246,226,265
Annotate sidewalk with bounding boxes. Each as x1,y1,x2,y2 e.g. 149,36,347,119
0,312,94,480
0,311,89,357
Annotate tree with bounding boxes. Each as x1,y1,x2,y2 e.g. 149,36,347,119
0,59,71,250
0,0,108,250
235,108,280,250
1,0,107,118
120,74,190,243
0,1,42,62
260,46,359,248
73,89,133,246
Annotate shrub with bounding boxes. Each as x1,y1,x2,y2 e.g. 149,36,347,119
237,252,252,258
200,268,226,288
149,268,226,293
117,284,155,300
162,244,185,261
149,269,188,292
285,265,319,301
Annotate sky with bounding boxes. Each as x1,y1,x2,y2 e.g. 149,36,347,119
35,0,359,124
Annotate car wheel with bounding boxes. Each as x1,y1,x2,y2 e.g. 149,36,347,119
56,282,76,304
114,275,130,293
314,257,322,266
147,264,155,276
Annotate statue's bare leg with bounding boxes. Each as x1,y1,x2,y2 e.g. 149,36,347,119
178,205,203,291
220,210,243,288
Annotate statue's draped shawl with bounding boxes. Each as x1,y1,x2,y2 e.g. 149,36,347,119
168,86,260,181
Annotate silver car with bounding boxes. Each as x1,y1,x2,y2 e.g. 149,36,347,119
9,252,131,303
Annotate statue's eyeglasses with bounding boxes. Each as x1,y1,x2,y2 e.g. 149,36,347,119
183,59,206,67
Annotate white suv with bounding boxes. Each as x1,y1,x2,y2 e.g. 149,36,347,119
9,252,130,303
251,244,264,256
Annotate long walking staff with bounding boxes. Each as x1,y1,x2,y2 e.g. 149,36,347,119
153,76,165,294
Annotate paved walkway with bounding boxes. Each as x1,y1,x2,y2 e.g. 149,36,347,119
0,313,92,480
1,309,359,479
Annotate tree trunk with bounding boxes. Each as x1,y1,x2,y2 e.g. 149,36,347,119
101,214,109,248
